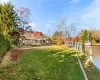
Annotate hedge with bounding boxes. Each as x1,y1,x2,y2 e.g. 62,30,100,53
0,35,10,58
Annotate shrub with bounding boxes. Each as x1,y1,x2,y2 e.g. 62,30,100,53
0,35,10,58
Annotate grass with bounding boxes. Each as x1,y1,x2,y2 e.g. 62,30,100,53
95,43,100,46
79,53,100,80
0,46,84,80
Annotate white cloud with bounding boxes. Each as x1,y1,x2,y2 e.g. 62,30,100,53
0,0,10,4
80,0,100,29
45,24,51,27
71,0,79,3
28,22,36,28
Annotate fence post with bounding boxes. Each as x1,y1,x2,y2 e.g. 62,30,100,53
77,42,79,50
89,45,93,60
75,42,77,49
80,42,82,52
78,42,80,50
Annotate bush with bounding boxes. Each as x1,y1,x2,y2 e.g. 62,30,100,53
0,35,10,58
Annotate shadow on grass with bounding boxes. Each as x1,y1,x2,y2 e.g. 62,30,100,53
0,48,84,80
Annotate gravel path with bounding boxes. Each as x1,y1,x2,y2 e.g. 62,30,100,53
0,51,12,67
0,45,52,67
18,45,52,50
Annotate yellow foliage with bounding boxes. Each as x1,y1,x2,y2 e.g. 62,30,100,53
92,39,95,43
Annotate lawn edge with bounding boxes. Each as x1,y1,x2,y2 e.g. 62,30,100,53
79,53,100,80
76,53,88,80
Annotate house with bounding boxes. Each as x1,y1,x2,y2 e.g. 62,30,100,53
18,29,52,45
91,30,100,42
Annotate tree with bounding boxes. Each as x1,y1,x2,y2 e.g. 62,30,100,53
54,18,76,45
52,31,64,44
64,23,76,45
92,30,100,43
15,7,31,45
42,34,49,38
0,3,20,60
72,36,79,42
79,30,92,43
9,30,20,46
0,3,18,37
16,7,31,31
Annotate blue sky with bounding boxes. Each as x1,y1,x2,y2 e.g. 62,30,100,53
1,0,100,36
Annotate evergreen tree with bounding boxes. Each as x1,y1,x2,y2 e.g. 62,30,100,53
0,3,18,37
0,3,19,46
79,30,92,43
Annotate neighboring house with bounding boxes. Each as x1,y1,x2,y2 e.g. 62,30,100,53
20,31,43,40
18,29,52,45
91,30,100,42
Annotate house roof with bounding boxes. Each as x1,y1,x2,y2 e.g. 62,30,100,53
33,32,43,37
20,30,43,40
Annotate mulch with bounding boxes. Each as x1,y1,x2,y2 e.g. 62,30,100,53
10,49,26,61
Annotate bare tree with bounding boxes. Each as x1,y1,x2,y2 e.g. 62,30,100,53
15,7,31,46
55,17,76,45
65,23,76,45
16,7,31,31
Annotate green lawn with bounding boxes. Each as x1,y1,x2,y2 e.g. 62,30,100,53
95,43,100,46
0,46,84,80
